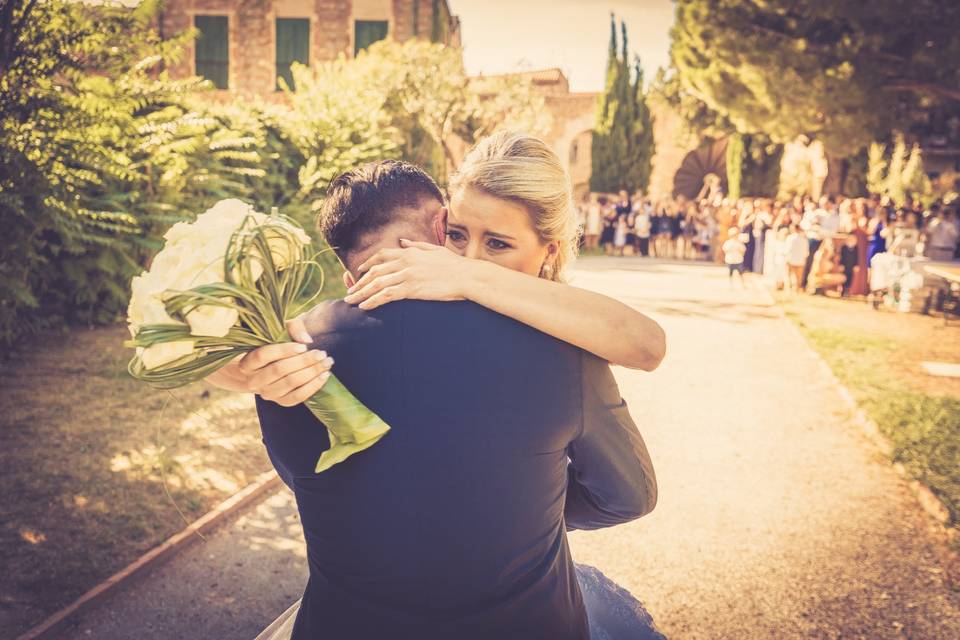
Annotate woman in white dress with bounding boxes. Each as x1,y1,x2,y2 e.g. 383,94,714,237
584,193,603,250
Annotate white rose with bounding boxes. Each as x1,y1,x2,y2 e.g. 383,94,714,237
128,271,178,336
162,199,266,285
165,199,265,245
185,303,239,337
264,220,312,271
139,340,196,370
162,219,193,244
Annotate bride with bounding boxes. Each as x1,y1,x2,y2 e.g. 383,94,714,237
216,131,667,639
333,132,665,374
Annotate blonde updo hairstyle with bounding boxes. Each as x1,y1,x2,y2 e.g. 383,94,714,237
448,130,580,281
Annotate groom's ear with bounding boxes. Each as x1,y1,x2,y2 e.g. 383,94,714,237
343,271,356,289
433,206,448,245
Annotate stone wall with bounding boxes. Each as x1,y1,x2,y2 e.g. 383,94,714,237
647,94,700,201
541,93,596,196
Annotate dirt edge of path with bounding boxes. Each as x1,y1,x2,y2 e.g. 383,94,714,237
15,470,282,640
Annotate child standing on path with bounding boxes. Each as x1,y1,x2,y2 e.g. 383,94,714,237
784,224,810,292
722,227,747,286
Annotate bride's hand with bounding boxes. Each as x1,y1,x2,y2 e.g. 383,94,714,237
343,240,477,310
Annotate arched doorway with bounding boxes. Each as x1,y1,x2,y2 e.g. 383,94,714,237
673,138,727,199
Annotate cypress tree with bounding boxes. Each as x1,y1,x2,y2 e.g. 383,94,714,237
626,56,654,192
590,15,655,194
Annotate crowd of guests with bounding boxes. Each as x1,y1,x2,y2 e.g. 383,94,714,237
576,190,960,297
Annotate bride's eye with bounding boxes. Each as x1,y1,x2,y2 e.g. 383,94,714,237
446,229,466,243
486,238,511,251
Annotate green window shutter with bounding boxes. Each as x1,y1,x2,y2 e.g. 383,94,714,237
195,15,229,90
276,18,310,91
354,20,388,56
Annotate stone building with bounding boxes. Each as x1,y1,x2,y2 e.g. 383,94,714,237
468,68,599,199
158,0,460,99
156,5,603,190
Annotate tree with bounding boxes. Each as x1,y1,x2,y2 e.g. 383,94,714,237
625,57,655,193
654,67,782,197
866,134,933,206
0,0,206,345
725,133,744,200
652,66,734,142
0,0,384,349
590,15,655,193
291,39,549,182
670,0,960,158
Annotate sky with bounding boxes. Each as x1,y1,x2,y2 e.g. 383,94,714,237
448,0,675,93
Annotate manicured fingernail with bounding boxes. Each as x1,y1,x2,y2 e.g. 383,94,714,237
399,238,410,246
313,350,326,361
295,343,308,353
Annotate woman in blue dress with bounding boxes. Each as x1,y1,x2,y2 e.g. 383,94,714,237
867,207,890,265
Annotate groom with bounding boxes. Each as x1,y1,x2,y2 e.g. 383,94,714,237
241,160,657,639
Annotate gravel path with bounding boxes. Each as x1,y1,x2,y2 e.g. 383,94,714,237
57,258,960,640
57,491,307,640
566,258,960,639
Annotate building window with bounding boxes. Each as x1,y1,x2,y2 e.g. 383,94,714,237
195,15,229,90
276,18,310,91
412,1,419,36
570,140,579,164
355,20,388,56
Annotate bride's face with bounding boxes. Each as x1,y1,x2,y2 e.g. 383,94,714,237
446,186,555,277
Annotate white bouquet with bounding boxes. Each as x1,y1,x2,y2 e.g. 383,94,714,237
125,199,389,472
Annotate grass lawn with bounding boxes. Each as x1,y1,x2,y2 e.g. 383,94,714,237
774,290,960,533
1,269,346,636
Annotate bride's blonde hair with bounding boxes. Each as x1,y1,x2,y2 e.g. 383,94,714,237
448,130,580,281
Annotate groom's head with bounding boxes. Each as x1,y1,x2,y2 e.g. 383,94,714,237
318,160,446,278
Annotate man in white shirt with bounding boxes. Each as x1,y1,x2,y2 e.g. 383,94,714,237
926,209,959,261
800,196,840,288
819,199,841,239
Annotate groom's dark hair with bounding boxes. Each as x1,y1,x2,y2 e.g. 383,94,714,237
318,160,445,261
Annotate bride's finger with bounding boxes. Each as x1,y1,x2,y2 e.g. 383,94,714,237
347,259,404,294
357,284,406,311
398,239,441,250
356,248,405,274
272,371,332,407
249,350,331,393
286,314,312,344
344,269,408,305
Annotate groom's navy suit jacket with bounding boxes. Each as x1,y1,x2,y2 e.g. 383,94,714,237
256,299,657,640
